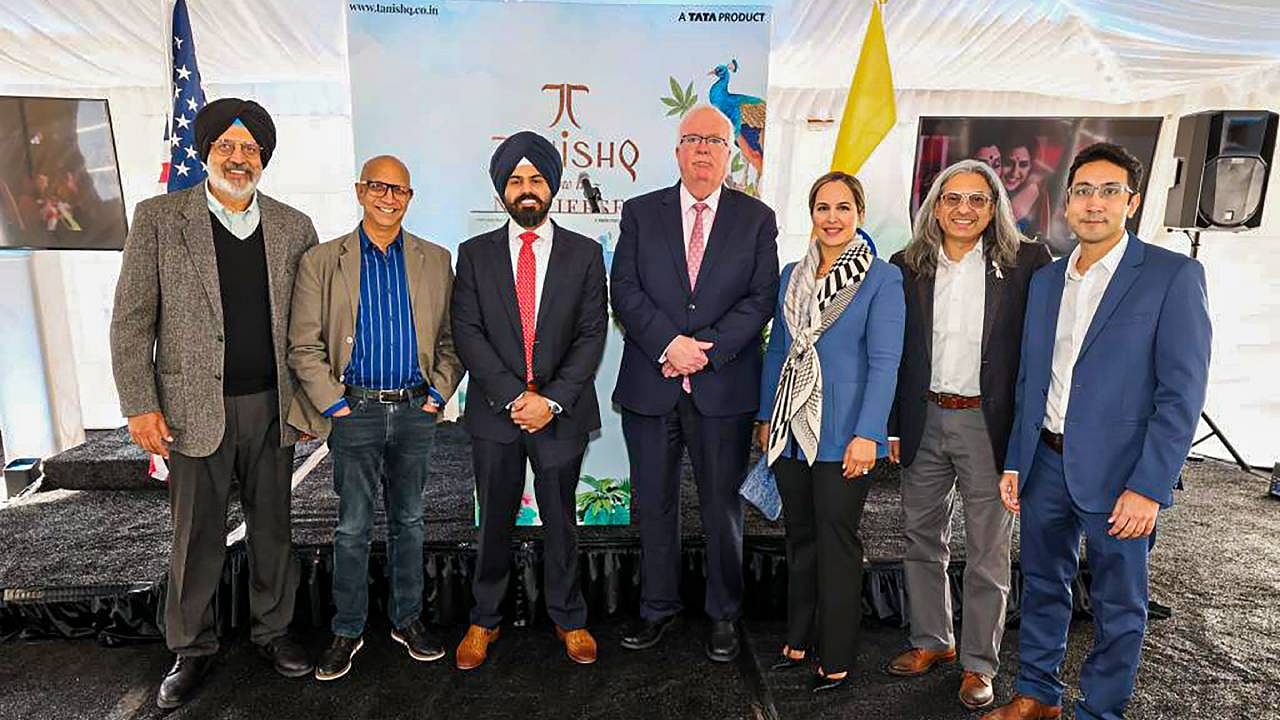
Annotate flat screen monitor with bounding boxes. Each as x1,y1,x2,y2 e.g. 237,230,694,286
911,116,1163,256
0,96,127,250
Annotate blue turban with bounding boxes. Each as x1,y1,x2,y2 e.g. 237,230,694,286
489,131,562,198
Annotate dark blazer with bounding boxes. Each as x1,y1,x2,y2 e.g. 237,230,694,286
1005,235,1211,511
610,182,779,417
888,241,1051,473
451,221,608,444
758,258,905,461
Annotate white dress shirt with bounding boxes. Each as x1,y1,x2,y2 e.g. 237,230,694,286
1043,233,1129,434
679,182,722,254
505,219,561,414
507,219,554,320
659,183,725,363
930,241,986,396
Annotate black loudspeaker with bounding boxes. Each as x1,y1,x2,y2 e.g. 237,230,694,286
1164,110,1278,230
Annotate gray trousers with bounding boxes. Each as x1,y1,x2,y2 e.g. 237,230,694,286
901,403,1012,677
164,390,299,656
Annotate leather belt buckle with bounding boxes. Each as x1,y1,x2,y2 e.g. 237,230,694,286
927,391,982,410
376,388,405,404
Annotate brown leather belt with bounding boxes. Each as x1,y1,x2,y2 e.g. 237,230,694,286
1040,428,1064,454
927,391,983,410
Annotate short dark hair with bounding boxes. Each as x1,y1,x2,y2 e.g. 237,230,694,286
1067,142,1144,190
808,171,866,216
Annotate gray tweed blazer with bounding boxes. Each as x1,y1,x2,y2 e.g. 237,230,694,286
109,181,318,458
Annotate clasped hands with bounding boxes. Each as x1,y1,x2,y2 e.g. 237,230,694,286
754,422,877,480
661,335,714,378
999,472,1159,540
511,391,554,434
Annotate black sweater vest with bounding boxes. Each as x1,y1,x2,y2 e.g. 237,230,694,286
210,212,276,396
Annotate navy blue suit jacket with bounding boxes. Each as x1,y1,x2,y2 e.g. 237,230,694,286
610,182,779,417
757,258,905,462
1005,234,1212,512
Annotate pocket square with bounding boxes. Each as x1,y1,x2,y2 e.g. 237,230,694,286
739,456,781,521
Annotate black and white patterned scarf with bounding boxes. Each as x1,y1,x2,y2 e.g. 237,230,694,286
765,239,873,466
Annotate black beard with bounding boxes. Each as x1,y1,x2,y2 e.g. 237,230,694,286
505,193,549,229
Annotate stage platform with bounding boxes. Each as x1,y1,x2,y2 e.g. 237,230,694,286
0,446,1275,719
1,423,1015,643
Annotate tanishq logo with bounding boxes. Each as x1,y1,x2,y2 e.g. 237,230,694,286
540,82,640,182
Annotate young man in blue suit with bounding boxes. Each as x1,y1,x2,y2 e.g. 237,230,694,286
611,105,779,662
984,143,1212,720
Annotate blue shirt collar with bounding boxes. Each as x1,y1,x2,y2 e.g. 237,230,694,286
358,224,404,255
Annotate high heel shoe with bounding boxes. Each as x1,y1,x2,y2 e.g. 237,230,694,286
812,669,849,693
770,652,806,671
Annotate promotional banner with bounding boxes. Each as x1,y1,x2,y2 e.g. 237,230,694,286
347,2,771,524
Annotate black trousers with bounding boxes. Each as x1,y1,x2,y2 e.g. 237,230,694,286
774,457,870,674
470,431,588,630
622,394,754,622
164,390,298,656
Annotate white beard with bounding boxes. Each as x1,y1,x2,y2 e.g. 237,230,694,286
207,162,259,202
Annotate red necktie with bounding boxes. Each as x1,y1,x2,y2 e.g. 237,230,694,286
516,231,538,384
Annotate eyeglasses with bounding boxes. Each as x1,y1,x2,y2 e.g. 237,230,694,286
679,134,729,148
1067,182,1134,201
939,191,992,210
210,140,262,158
358,180,414,200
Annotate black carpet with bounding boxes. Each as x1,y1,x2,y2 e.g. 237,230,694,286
0,617,757,720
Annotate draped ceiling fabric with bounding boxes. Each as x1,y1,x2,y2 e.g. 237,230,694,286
0,0,1276,464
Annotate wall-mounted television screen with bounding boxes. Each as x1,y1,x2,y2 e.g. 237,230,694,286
0,96,127,250
911,116,1163,256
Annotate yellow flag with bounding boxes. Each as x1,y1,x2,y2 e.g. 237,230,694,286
831,1,896,175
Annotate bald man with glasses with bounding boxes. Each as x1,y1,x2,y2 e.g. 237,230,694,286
288,155,463,681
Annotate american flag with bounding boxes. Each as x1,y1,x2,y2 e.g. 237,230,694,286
162,0,207,192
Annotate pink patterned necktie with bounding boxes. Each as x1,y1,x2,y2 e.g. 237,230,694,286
516,231,538,384
683,202,709,393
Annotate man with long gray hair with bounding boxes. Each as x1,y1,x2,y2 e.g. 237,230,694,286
885,160,1050,710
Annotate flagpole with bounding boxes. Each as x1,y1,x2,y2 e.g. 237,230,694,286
159,0,174,192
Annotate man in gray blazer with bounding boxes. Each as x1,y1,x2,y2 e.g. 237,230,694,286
110,99,317,709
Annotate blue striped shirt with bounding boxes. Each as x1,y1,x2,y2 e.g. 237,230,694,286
323,226,441,415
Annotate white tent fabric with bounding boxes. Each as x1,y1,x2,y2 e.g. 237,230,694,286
0,0,1276,466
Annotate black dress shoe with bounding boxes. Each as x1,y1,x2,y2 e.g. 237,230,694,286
812,671,849,694
156,654,213,710
620,615,676,650
391,619,446,662
706,620,740,663
259,634,314,678
315,634,363,681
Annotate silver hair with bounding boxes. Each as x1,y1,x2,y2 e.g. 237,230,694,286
207,159,260,203
905,159,1026,277
676,104,734,142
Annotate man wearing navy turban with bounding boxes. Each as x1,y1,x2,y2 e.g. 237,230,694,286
111,97,317,709
450,130,608,670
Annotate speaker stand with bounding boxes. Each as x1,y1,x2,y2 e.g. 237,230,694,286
1183,230,1257,476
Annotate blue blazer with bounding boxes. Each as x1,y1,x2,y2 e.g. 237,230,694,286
1005,234,1212,512
611,182,779,416
757,258,905,462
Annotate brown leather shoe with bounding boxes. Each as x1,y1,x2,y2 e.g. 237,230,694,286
980,695,1062,719
886,646,958,676
555,626,598,665
959,671,995,710
455,625,499,670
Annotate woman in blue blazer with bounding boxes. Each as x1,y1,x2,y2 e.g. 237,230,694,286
756,171,905,692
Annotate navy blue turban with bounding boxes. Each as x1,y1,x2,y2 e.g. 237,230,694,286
194,98,277,167
489,131,562,197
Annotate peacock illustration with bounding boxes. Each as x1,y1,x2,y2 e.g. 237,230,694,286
708,59,766,190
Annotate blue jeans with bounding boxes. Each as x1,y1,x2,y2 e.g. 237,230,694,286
327,395,437,637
